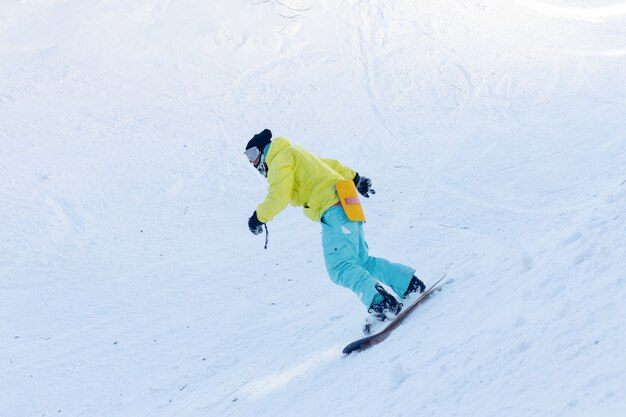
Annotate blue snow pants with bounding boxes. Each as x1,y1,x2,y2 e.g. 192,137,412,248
320,205,415,310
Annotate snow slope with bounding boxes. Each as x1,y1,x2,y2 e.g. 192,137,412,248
1,1,625,416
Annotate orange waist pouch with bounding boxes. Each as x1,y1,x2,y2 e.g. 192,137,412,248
336,180,366,222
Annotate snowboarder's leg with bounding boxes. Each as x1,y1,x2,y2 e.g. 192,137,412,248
349,211,415,298
362,255,415,299
332,208,415,297
321,206,380,308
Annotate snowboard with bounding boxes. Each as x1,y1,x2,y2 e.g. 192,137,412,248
342,273,448,355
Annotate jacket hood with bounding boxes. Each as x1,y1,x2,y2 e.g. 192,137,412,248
266,137,290,165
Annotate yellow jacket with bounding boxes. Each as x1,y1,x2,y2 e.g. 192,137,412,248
256,138,356,222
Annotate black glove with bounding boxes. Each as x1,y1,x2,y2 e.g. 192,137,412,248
248,211,265,235
353,173,376,198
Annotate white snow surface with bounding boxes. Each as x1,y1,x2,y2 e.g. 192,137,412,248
1,1,626,416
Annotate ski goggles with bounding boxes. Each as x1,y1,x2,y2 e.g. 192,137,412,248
244,146,261,163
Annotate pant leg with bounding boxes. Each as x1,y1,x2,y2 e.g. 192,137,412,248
321,206,380,309
321,206,416,306
363,256,415,298
347,211,415,297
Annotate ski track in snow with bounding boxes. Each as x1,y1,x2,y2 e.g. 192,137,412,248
1,1,626,416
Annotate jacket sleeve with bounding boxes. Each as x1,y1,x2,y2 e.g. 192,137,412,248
320,158,356,180
256,152,294,223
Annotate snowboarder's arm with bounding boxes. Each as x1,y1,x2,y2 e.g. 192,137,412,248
321,158,356,181
256,153,294,223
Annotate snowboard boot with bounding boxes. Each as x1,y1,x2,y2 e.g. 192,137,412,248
369,283,403,316
364,283,403,334
402,275,426,299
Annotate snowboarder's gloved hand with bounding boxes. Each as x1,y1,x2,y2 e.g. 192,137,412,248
248,211,265,235
354,173,376,198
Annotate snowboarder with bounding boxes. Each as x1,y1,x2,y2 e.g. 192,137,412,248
244,129,425,321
